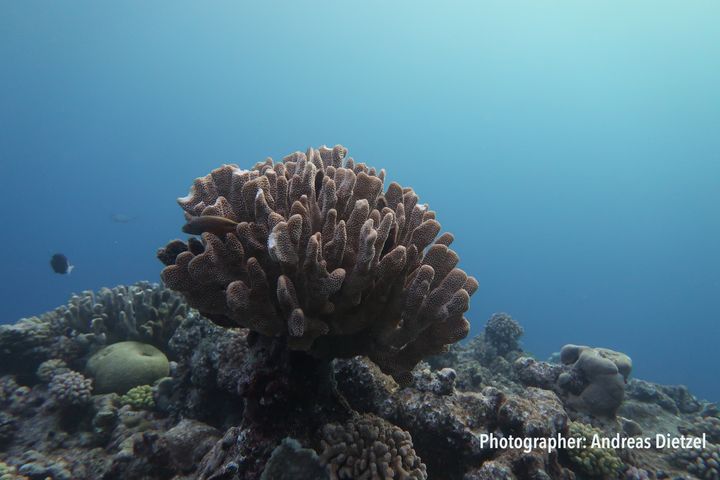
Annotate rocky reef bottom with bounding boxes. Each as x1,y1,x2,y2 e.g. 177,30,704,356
0,283,717,480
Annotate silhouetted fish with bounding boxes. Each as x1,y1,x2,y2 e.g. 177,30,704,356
50,253,74,274
182,215,238,236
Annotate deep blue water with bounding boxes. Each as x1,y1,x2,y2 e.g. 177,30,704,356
1,2,718,400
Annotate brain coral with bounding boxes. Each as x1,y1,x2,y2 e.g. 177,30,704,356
158,145,477,383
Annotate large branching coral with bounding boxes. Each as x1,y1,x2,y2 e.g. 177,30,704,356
158,145,477,383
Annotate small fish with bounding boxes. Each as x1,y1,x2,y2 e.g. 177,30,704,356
110,213,135,223
182,215,239,236
50,253,74,274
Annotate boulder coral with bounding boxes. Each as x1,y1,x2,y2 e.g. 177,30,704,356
87,341,169,394
158,145,477,383
558,344,632,417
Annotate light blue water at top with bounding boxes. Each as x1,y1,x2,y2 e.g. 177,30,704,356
1,1,718,399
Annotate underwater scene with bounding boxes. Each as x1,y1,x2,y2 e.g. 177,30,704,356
1,2,719,479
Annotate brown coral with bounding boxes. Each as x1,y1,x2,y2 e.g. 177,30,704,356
319,413,427,480
158,145,477,383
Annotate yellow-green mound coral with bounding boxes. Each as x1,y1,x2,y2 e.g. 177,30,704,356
565,421,623,478
120,384,155,410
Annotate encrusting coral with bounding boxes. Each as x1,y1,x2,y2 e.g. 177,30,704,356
319,413,427,480
158,145,477,383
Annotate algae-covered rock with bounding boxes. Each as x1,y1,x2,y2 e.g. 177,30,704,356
0,461,20,480
87,341,169,394
163,419,221,473
260,437,328,480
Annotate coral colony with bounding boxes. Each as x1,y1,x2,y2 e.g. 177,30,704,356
158,144,476,384
0,146,718,479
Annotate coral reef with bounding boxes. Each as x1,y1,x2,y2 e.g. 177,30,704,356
671,442,720,479
428,312,526,393
121,385,155,410
319,413,427,479
333,356,572,479
158,145,477,383
679,414,720,444
0,274,716,478
0,282,185,380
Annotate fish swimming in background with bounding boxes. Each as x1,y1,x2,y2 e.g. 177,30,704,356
110,213,135,223
50,253,74,274
182,215,239,236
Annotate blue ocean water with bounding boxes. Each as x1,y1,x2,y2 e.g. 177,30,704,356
1,2,718,400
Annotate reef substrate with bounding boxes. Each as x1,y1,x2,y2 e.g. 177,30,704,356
0,283,717,480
